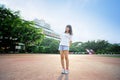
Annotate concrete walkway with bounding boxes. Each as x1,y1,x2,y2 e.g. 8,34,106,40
0,54,120,80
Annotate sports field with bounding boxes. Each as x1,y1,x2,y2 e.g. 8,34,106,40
0,54,120,80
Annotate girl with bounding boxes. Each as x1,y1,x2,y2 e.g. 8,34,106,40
58,25,73,74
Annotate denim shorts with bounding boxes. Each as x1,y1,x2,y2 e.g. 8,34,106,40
58,45,69,51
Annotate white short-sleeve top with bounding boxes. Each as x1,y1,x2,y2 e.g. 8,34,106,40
59,33,72,46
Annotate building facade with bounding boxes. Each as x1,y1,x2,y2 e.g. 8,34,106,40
33,19,60,40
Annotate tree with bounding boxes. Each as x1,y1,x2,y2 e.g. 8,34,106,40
0,5,22,52
49,39,59,53
40,38,59,53
0,4,44,53
16,20,44,48
106,44,120,54
70,40,112,54
70,42,82,52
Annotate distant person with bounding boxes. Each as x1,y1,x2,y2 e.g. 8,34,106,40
58,25,73,74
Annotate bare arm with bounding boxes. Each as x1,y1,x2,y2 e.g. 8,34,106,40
69,41,72,46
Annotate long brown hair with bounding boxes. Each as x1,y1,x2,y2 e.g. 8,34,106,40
65,25,73,35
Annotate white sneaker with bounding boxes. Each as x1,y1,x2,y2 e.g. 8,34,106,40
61,69,65,74
65,70,69,74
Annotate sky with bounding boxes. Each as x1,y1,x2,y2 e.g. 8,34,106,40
0,0,120,43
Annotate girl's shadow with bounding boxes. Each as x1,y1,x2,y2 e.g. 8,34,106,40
57,74,69,80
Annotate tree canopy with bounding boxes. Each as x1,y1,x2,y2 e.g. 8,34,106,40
70,40,120,54
0,5,44,53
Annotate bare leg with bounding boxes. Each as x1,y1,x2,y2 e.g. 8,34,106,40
64,50,69,70
60,51,65,69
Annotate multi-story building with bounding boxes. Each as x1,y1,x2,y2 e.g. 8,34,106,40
34,19,60,40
